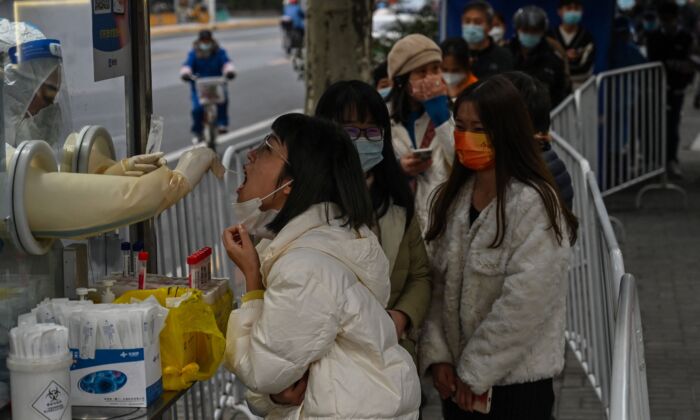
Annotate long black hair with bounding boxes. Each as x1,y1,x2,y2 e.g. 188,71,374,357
266,113,375,233
425,76,578,246
389,73,421,125
315,80,415,225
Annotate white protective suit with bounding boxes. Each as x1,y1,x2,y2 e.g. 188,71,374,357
224,203,421,419
1,20,72,152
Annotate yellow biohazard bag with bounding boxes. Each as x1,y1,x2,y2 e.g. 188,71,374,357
116,287,227,390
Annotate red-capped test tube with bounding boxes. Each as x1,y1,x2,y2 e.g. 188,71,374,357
138,251,149,289
188,247,213,289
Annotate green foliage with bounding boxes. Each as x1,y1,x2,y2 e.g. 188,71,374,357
371,8,438,66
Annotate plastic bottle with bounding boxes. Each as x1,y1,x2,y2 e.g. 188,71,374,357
138,252,149,290
121,242,131,277
76,288,96,301
101,279,116,303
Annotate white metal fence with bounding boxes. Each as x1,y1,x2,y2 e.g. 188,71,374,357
552,131,650,419
610,274,650,420
551,63,686,207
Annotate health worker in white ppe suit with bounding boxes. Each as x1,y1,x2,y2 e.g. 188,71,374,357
1,19,222,242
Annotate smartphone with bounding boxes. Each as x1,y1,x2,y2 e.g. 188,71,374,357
472,388,492,414
412,147,433,161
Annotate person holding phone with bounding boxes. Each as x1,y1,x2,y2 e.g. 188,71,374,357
387,34,455,231
420,76,577,419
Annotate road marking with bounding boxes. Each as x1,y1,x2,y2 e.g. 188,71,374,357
163,108,304,162
692,131,700,152
268,58,290,66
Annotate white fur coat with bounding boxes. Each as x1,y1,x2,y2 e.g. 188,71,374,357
419,178,571,395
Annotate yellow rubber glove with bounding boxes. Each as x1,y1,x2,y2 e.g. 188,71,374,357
103,152,166,177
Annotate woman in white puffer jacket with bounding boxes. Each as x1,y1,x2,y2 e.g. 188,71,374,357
222,113,421,419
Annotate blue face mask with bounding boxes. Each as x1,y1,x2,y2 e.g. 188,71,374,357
643,20,658,31
462,24,486,44
518,31,542,49
354,138,384,172
377,87,392,100
617,0,635,11
562,10,583,25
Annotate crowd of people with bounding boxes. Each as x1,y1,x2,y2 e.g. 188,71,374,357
217,0,694,419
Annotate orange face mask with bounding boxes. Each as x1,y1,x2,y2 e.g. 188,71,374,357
454,130,494,171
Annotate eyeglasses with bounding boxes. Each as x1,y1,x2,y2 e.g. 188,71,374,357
343,126,384,142
255,133,290,165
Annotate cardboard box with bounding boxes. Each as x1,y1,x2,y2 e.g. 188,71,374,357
69,340,162,407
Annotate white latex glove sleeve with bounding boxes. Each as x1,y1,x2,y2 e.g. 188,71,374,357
23,148,223,239
103,152,166,177
173,147,225,187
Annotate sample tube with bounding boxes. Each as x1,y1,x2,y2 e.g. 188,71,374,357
132,241,144,279
121,242,131,277
187,252,201,289
138,252,149,290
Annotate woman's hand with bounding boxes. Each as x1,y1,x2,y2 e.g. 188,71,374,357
400,153,432,177
387,310,409,339
430,363,456,400
270,371,309,406
409,74,448,102
223,225,262,291
454,380,474,412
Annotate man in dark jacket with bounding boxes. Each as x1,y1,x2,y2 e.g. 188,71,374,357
461,0,514,78
510,6,570,109
647,2,695,177
503,71,574,210
553,0,595,88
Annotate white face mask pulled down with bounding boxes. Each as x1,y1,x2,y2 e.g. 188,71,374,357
231,180,293,240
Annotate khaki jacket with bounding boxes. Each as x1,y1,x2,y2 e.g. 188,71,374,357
378,204,432,359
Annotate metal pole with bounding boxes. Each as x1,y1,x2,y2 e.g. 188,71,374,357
208,0,216,26
125,0,158,272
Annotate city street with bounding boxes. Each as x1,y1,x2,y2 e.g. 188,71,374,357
150,25,304,153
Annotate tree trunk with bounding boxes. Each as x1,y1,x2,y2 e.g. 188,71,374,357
304,0,373,114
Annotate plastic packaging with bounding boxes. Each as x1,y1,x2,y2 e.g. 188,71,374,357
121,242,131,277
116,288,226,390
138,252,149,290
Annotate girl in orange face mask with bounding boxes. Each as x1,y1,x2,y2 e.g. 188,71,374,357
420,76,579,420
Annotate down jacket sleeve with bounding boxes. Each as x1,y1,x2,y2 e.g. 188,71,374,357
418,242,453,376
456,196,570,395
224,253,340,395
392,216,432,332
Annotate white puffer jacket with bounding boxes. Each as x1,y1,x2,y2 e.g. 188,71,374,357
391,112,454,232
225,203,421,419
419,179,571,395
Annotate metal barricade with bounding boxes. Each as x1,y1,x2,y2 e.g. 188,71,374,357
552,133,650,419
153,141,266,420
551,63,687,207
551,94,579,150
610,274,651,420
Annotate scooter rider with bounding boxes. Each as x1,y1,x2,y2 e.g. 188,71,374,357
181,30,236,142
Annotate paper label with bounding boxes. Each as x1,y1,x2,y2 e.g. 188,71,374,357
32,380,69,420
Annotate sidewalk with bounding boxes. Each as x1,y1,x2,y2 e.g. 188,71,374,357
150,17,278,38
602,97,700,419
422,97,700,420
